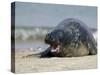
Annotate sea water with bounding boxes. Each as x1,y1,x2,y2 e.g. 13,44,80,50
15,27,52,50
14,27,97,51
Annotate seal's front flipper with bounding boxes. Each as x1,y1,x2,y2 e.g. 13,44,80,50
40,47,53,58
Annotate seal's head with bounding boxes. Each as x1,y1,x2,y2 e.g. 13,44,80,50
45,30,64,55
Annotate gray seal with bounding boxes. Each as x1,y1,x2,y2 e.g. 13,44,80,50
41,18,97,57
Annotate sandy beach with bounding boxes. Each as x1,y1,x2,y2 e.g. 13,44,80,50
14,49,97,73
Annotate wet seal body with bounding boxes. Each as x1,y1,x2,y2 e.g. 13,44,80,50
41,18,97,57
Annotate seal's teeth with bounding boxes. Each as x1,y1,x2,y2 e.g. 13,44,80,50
51,49,57,52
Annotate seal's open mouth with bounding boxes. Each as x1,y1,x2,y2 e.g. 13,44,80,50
50,41,60,53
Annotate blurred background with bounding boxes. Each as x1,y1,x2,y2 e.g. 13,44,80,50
12,2,97,50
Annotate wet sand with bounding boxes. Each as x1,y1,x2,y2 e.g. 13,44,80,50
15,49,97,73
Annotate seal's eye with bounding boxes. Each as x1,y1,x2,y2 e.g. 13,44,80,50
49,35,55,42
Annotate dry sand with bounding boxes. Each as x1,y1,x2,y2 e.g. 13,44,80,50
15,50,97,73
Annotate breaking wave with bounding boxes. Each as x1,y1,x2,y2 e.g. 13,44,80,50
13,27,97,42
14,27,53,41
